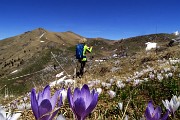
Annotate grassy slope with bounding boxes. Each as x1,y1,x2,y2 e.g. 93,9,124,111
0,33,179,119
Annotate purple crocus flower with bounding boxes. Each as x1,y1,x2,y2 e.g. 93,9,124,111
145,101,169,120
67,84,98,120
31,85,62,120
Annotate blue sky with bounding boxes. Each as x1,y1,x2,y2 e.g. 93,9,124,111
0,0,180,40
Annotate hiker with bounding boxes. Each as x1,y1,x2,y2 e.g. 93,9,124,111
76,38,93,78
168,39,175,47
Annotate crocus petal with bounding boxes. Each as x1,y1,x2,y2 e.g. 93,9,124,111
145,108,153,120
38,99,52,119
162,100,168,110
37,92,43,106
153,106,161,119
67,88,73,109
42,85,51,99
56,114,66,120
169,100,174,108
60,89,67,104
9,113,21,120
73,88,81,103
83,92,98,119
0,113,5,120
6,111,11,119
50,90,59,109
0,107,6,119
147,101,154,115
58,93,63,107
172,95,178,101
31,88,39,119
67,88,76,115
37,85,51,106
81,84,91,108
74,97,86,119
91,89,95,95
67,85,99,120
49,108,60,120
161,110,169,120
173,102,180,113
40,115,50,120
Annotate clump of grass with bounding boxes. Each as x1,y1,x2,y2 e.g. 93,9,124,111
101,77,179,119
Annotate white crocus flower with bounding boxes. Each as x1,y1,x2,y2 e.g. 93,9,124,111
56,114,66,120
110,78,115,84
96,88,102,95
149,72,155,79
143,78,148,82
105,83,111,88
153,70,157,74
17,103,25,111
23,97,28,101
101,82,111,88
116,81,125,88
177,96,180,102
108,90,116,98
88,83,94,88
10,102,17,109
95,80,101,85
168,73,173,77
157,74,163,81
165,74,169,79
164,67,171,72
162,95,180,114
165,73,173,79
25,103,31,110
124,115,129,120
118,102,123,110
133,79,143,86
161,70,164,74
60,89,67,104
126,77,132,82
16,98,31,111
0,106,21,120
17,103,31,111
101,82,106,87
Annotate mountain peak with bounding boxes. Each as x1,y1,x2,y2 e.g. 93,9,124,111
33,27,48,33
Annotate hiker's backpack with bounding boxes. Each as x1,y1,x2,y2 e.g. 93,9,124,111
76,44,84,59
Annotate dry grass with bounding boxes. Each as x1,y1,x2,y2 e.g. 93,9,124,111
0,33,180,119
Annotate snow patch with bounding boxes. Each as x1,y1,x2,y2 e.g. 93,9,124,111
49,76,67,87
39,33,45,39
95,60,105,62
56,72,64,78
11,70,18,74
145,42,157,51
174,31,179,36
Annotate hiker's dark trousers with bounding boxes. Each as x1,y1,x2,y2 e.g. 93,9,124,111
77,60,86,77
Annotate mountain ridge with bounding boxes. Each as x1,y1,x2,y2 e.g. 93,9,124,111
0,27,177,96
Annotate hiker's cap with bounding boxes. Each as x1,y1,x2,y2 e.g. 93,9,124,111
79,38,87,43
